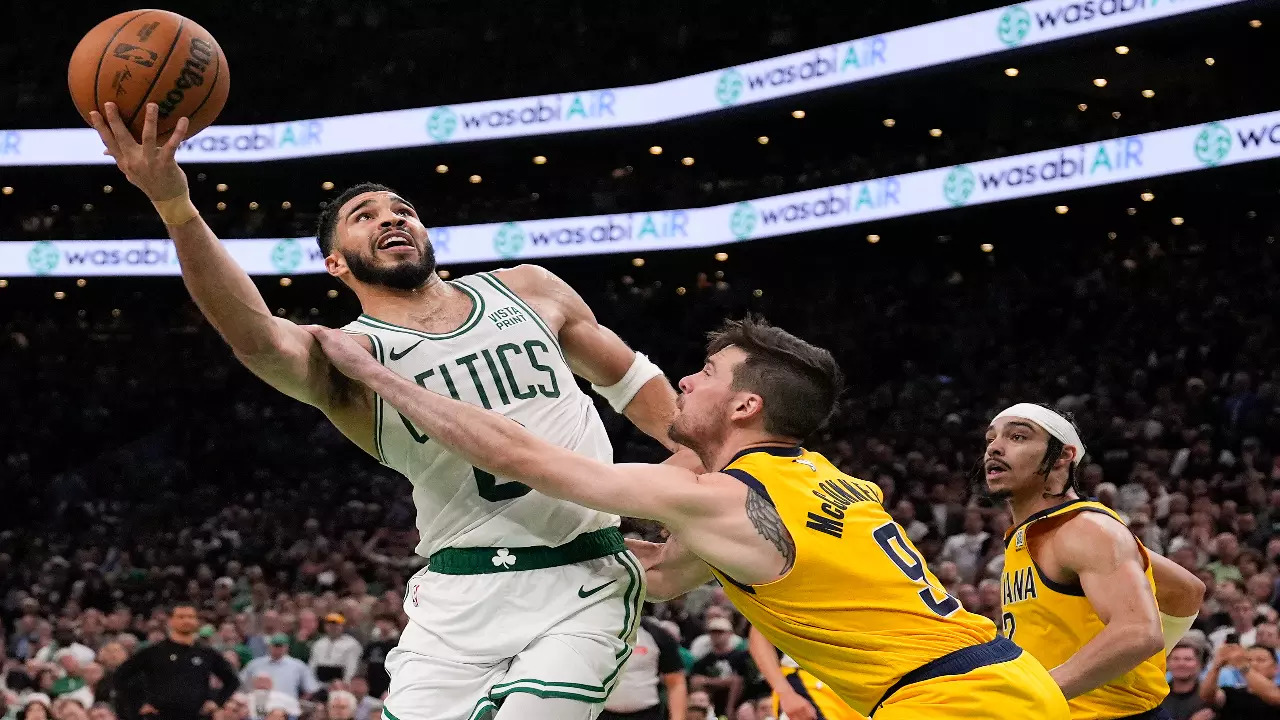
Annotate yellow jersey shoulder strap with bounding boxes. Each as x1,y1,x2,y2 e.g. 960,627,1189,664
1005,498,1144,596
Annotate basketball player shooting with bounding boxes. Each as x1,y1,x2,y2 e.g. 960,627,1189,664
90,101,690,720
304,315,1072,720
985,404,1206,720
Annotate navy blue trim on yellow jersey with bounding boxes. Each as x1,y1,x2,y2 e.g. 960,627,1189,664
722,444,803,469
723,469,774,506
870,637,1022,716
785,670,829,720
1003,497,1088,549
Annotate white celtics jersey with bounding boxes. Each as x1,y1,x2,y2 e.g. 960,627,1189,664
343,271,618,557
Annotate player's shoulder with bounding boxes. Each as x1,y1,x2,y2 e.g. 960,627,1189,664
1048,508,1141,562
490,263,557,291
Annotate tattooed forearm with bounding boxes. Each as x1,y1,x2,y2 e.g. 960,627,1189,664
746,489,796,572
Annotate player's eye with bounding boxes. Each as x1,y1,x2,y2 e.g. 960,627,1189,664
1012,433,1026,441
356,212,372,222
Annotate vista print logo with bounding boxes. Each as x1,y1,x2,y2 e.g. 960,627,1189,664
493,222,525,259
729,202,757,239
943,166,977,207
716,70,745,107
271,239,303,273
997,5,1033,47
28,241,59,276
427,107,459,141
1194,122,1232,167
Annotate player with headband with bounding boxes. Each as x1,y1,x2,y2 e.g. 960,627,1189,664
984,403,1205,720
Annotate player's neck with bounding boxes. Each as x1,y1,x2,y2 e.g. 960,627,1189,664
705,432,799,472
1007,488,1080,526
355,275,460,324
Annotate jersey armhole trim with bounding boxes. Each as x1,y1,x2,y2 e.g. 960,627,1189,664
481,271,568,364
1026,506,1129,597
365,333,389,466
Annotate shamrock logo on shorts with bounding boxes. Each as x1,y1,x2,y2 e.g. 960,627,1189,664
492,549,517,569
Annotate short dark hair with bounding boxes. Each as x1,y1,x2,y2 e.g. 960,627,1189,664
706,315,843,440
315,182,397,256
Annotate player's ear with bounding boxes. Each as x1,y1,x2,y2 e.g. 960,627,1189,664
325,253,346,278
730,391,765,424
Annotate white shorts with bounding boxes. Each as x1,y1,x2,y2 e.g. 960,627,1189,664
383,536,644,720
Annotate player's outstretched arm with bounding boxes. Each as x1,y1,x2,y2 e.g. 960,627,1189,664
304,325,709,521
1048,513,1165,699
495,265,681,451
90,103,348,413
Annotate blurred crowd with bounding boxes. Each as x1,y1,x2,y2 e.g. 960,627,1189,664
4,205,1280,720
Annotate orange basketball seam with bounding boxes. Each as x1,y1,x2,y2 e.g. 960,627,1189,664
126,17,186,129
91,9,153,120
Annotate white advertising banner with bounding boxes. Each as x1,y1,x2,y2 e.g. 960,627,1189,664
0,0,1245,166
4,110,1278,277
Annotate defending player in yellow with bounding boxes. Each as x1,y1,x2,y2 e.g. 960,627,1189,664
985,404,1206,720
747,626,863,720
305,316,1070,719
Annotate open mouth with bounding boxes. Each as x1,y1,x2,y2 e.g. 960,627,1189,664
985,461,1009,479
376,230,415,251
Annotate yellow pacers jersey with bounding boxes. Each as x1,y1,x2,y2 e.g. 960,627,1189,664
1001,499,1168,719
709,447,997,716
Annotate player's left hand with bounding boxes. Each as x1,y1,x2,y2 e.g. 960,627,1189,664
302,325,379,378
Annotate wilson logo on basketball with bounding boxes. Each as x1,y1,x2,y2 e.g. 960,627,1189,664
157,37,214,119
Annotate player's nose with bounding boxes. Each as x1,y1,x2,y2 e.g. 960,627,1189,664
677,375,694,394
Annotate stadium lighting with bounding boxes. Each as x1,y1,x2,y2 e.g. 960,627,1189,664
715,252,729,261
1078,103,1088,111
681,157,695,166
216,202,227,211
757,136,769,145
981,243,995,253
321,181,334,191
1108,232,1118,240
649,146,663,155
753,289,763,297
53,291,66,300
791,110,806,119
632,257,646,267
279,277,292,287
1055,205,1069,215
1205,57,1216,66
438,270,451,279
103,185,113,193
1141,192,1155,202
533,155,547,165
82,203,94,212
676,287,687,296
1112,111,1122,119
216,183,228,192
436,164,449,174
469,175,482,184
1115,45,1130,55
1127,208,1138,215
0,280,8,288
929,128,943,137
882,118,896,128
76,279,87,287
1142,89,1155,98
1093,78,1108,87
248,201,260,210
0,187,12,195
281,201,292,210
1171,217,1185,226
1004,68,1019,77
867,234,881,244
111,308,120,317
1250,19,1262,28
327,289,339,298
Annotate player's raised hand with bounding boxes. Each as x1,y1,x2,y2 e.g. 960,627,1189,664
89,101,191,202
302,325,380,379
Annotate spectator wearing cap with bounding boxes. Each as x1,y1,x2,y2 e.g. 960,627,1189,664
246,613,282,660
688,608,744,661
238,637,317,702
307,617,360,684
689,617,765,717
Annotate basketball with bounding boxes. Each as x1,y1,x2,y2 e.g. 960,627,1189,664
68,9,229,142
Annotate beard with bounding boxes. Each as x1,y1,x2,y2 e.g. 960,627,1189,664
343,243,437,290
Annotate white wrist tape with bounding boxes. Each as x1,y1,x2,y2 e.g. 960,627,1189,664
592,352,664,414
1161,611,1199,654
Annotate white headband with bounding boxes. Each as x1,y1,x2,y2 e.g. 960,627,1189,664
991,403,1087,467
